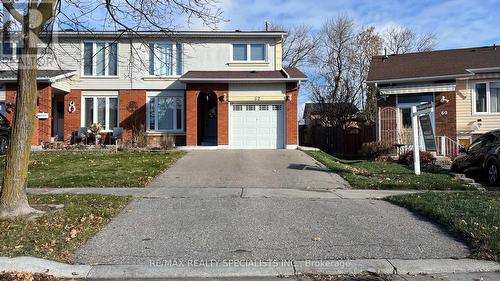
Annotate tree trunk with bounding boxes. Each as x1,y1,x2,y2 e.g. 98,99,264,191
0,12,42,218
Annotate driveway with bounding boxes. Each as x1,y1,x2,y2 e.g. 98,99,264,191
148,150,350,189
75,150,470,266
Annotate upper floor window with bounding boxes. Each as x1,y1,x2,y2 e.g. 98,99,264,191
148,43,182,76
474,82,500,114
82,42,118,77
1,41,21,60
232,43,267,62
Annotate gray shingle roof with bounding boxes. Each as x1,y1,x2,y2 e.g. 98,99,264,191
367,45,500,83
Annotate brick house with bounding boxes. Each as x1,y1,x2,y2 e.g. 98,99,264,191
0,30,307,149
367,45,500,157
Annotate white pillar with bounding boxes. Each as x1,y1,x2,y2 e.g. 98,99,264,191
441,136,446,156
411,106,421,175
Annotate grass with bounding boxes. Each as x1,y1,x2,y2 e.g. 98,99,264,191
0,194,131,263
306,150,470,190
0,150,186,187
386,192,500,261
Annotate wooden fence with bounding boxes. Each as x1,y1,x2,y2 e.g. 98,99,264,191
300,124,376,158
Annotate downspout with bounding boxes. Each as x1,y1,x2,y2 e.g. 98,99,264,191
375,82,381,142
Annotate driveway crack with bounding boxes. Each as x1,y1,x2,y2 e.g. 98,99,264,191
386,258,397,274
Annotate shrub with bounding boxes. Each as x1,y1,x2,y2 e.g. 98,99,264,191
359,142,393,160
399,150,434,166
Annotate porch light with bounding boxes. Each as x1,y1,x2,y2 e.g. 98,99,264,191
287,95,292,102
223,93,227,101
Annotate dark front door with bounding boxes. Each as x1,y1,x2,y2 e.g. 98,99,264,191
199,92,217,145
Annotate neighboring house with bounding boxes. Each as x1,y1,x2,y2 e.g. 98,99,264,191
367,45,500,157
0,30,307,149
302,102,359,128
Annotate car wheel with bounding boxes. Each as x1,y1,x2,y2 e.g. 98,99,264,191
487,161,499,186
0,135,8,155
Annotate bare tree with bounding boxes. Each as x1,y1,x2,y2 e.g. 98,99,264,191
0,0,222,218
384,25,436,54
269,23,317,68
309,15,381,128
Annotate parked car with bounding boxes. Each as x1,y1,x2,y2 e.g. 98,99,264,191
0,113,10,155
451,129,500,185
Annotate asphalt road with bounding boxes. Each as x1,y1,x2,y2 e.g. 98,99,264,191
75,150,469,266
76,191,469,265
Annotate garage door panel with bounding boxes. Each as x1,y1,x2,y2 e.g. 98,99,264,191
230,103,284,149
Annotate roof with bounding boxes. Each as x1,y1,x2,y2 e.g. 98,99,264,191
40,30,287,39
303,102,358,116
367,45,500,83
0,69,76,82
179,67,307,83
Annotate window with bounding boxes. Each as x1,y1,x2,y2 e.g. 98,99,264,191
397,95,433,104
0,41,20,60
246,105,255,111
232,43,267,62
259,105,268,111
475,83,487,113
272,105,282,111
82,96,118,131
148,43,183,76
147,95,184,131
474,82,500,114
233,105,242,111
82,42,118,76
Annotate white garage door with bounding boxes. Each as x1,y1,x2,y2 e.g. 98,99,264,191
230,103,285,149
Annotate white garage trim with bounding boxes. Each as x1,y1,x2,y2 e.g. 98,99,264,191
229,102,286,149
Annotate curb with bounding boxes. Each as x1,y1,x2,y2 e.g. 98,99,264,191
1,257,500,279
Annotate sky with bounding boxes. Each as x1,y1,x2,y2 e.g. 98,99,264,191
199,0,500,118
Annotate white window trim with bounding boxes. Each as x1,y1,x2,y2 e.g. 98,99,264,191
145,42,182,78
472,81,500,115
80,95,120,132
0,41,19,61
80,41,120,78
146,91,185,133
230,42,268,63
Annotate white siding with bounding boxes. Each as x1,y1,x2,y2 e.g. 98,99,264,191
0,36,282,91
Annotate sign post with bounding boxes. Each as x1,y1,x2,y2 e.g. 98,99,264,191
411,102,436,176
411,106,421,175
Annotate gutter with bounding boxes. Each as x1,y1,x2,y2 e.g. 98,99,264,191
367,73,472,84
178,77,307,83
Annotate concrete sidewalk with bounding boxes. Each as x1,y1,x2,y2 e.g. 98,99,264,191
27,187,422,199
1,257,500,279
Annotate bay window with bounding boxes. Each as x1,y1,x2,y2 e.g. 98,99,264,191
232,43,267,62
148,43,183,76
474,82,500,114
147,93,184,132
82,42,118,76
82,96,118,131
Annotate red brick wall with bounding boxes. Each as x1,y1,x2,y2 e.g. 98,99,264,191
286,83,298,145
119,89,146,140
37,84,52,144
185,83,228,146
435,91,457,140
4,83,52,145
64,89,81,142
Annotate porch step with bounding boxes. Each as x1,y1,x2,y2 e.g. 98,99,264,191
449,172,485,190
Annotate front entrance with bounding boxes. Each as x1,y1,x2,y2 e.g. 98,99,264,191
51,92,65,141
198,91,218,145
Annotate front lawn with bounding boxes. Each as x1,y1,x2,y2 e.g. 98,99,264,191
386,192,500,261
306,150,470,190
0,150,185,187
0,194,131,263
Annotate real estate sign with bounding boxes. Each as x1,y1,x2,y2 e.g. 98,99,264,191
418,114,437,152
